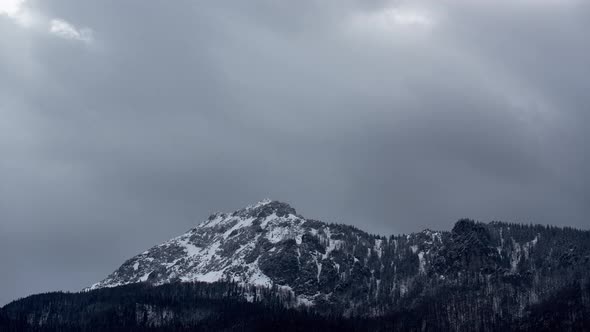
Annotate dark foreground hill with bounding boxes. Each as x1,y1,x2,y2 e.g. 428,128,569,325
1,280,589,332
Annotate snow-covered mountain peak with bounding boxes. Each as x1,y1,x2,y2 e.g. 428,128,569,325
199,200,299,229
88,200,308,291
247,198,273,209
241,199,297,218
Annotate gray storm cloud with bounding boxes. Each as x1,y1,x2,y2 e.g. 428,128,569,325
1,0,588,305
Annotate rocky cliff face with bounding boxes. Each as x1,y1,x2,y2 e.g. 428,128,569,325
89,200,590,318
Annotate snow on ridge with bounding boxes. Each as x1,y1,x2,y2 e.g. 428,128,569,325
509,234,540,273
246,198,273,210
266,220,305,244
192,270,225,283
223,217,256,238
374,239,383,258
245,259,273,287
418,252,426,274
322,227,344,260
139,272,151,282
178,237,201,256
260,212,278,229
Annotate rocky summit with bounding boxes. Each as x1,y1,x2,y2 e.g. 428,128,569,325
87,199,590,321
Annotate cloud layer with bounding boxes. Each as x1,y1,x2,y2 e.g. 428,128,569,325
0,0,92,43
1,0,589,305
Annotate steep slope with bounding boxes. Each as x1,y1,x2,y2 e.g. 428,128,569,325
90,199,392,307
90,200,301,290
89,200,590,318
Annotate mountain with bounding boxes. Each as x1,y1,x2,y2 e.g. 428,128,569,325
88,200,590,317
3,199,590,331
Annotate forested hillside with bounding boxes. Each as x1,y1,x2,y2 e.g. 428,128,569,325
1,278,589,331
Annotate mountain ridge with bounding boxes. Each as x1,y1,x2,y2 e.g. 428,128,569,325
87,199,590,318
3,199,590,330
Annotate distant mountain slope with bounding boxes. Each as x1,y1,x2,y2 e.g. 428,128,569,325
87,199,590,319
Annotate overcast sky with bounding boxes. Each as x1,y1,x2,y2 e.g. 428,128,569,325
1,0,589,305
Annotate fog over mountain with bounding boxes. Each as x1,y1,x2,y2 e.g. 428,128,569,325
1,0,589,307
